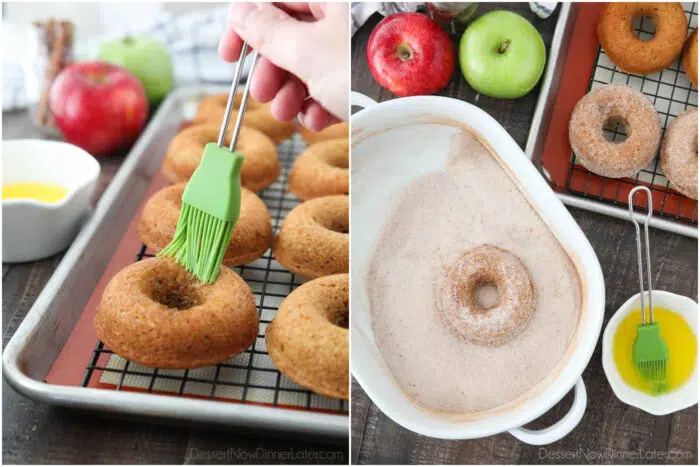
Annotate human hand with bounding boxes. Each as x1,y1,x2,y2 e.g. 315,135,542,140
219,2,349,132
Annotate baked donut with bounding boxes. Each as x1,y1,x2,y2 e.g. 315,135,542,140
598,3,688,75
288,139,349,200
95,256,258,369
138,183,273,264
162,123,280,191
683,29,698,88
660,108,698,199
266,274,349,400
569,84,661,178
194,92,294,144
298,122,349,145
273,195,348,278
435,245,536,347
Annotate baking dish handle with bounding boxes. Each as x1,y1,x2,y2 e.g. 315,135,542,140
508,377,587,445
351,91,378,111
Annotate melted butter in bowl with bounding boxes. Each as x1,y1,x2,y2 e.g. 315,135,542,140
2,139,100,262
602,291,697,415
3,182,68,203
367,129,582,414
613,307,697,395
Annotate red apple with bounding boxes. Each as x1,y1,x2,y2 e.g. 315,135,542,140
367,12,456,97
49,61,148,155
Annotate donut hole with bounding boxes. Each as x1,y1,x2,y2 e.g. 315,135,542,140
631,14,657,42
602,116,629,144
325,152,349,169
143,268,204,310
326,301,349,329
328,218,349,234
473,281,501,310
315,211,350,234
454,276,501,313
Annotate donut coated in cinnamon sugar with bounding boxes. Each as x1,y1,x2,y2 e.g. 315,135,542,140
194,92,294,144
661,108,698,200
95,257,258,369
435,245,536,347
138,183,273,265
569,84,661,178
266,273,349,400
162,123,280,191
288,138,349,200
598,2,687,75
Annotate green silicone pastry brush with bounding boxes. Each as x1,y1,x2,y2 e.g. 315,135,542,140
628,186,668,394
159,44,260,283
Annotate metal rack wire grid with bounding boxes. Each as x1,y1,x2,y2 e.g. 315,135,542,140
81,134,348,415
566,2,698,225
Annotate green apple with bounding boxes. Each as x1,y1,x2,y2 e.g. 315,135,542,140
98,36,174,105
459,10,546,99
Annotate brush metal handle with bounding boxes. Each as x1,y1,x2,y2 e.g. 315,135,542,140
628,186,654,325
217,43,249,147
229,49,260,152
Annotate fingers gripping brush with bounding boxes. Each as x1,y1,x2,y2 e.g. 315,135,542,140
159,44,260,283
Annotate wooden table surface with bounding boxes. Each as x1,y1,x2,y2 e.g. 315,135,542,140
351,6,698,465
1,111,348,465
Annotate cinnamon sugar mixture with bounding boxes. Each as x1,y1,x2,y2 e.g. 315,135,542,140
367,130,581,414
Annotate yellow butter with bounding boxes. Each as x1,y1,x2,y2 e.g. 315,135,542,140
613,307,697,394
2,182,68,203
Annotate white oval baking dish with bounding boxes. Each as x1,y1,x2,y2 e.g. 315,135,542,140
350,92,605,445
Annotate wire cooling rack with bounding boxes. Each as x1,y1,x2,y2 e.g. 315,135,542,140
566,2,698,225
81,135,348,415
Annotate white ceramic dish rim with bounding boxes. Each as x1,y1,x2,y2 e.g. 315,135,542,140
2,139,100,209
602,290,698,416
350,92,606,444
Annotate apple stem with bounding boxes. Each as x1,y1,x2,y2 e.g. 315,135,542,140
499,39,511,54
123,35,134,45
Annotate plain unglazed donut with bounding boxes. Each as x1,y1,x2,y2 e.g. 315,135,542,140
435,245,536,347
138,183,273,265
598,2,688,75
683,29,698,88
660,108,698,199
273,195,348,278
288,139,349,200
298,122,349,145
94,256,259,369
162,123,280,191
194,92,294,144
266,273,349,400
569,84,661,178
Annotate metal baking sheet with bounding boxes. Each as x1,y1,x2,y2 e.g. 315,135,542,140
526,3,698,238
2,84,348,441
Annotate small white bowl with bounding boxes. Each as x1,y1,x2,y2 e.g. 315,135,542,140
602,290,698,416
2,139,100,263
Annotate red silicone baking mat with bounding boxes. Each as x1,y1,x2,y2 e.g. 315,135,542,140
44,133,348,416
541,2,698,225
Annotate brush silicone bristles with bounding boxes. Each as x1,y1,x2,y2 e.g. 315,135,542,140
633,322,669,394
159,143,244,283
